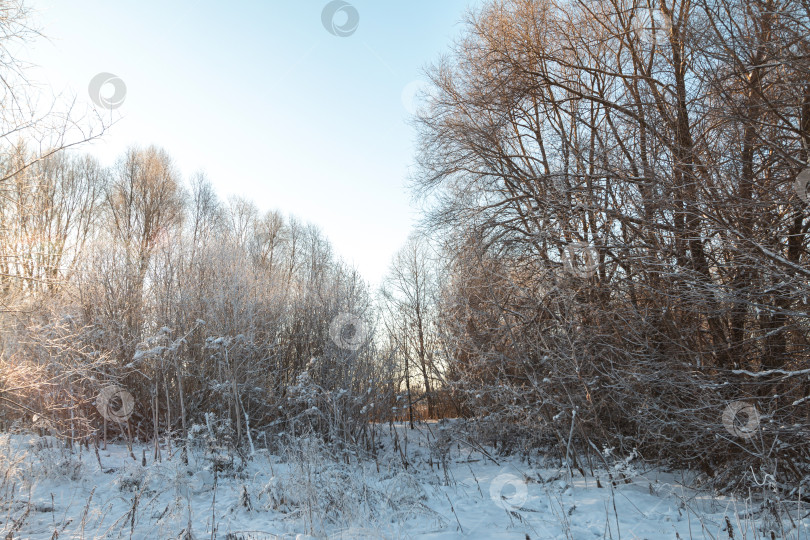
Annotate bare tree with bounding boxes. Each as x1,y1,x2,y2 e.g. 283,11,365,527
381,236,442,420
413,0,810,489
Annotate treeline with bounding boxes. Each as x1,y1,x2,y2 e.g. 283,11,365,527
0,144,390,456
402,0,810,491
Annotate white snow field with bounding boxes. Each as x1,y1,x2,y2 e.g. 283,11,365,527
0,423,806,539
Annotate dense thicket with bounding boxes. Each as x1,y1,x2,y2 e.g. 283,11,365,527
0,146,386,458
411,0,810,491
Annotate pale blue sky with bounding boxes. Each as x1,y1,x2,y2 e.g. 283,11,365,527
22,0,475,287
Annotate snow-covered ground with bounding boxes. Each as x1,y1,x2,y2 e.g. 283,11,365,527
0,423,805,539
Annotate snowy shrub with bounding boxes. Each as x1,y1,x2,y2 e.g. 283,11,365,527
26,437,85,482
116,463,146,492
260,474,289,512
0,435,29,488
280,357,381,460
383,470,428,507
188,414,242,476
257,436,422,537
